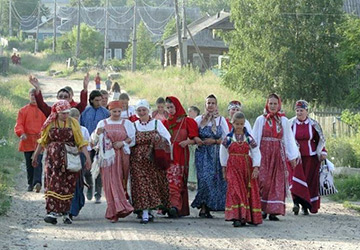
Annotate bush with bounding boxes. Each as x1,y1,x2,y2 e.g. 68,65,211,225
330,175,360,202
326,136,360,168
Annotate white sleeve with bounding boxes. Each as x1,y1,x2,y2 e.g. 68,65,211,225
81,127,92,151
252,116,264,148
250,143,261,167
123,119,136,147
220,144,229,167
245,119,253,135
220,117,230,139
91,119,105,144
282,117,299,161
156,119,171,144
194,115,202,126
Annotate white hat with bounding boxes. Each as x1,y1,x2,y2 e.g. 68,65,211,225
136,99,150,110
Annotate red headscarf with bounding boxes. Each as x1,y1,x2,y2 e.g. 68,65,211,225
166,96,187,135
41,100,71,131
263,93,285,119
108,100,123,110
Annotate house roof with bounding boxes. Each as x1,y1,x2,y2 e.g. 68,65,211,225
163,11,232,48
344,0,360,16
22,16,62,33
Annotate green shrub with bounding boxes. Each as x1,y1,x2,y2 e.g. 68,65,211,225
330,175,360,202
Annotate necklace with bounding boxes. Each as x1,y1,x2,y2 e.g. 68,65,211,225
140,116,151,125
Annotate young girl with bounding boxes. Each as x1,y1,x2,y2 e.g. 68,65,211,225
119,93,137,121
110,82,121,101
187,106,200,191
220,112,262,227
152,97,169,120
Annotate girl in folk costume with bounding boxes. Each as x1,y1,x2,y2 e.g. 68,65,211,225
119,93,137,122
32,100,91,225
253,94,298,221
191,94,230,218
130,100,171,224
226,100,252,134
187,106,201,191
152,97,169,120
163,96,199,218
92,101,135,223
220,112,262,227
289,100,326,215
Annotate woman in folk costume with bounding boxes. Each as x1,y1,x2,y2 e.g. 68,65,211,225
252,94,298,221
225,100,252,134
289,100,326,215
130,99,171,224
32,100,91,225
191,94,230,218
220,112,262,227
92,101,135,223
162,96,199,218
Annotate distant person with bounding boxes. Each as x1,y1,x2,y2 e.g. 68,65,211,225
152,97,169,120
17,54,21,65
110,82,121,101
95,72,101,90
11,53,17,64
100,90,109,108
28,74,89,117
187,105,200,191
105,76,112,92
14,88,46,192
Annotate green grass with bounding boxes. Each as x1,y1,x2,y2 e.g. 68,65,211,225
0,75,30,215
20,52,67,72
343,201,360,212
330,175,360,202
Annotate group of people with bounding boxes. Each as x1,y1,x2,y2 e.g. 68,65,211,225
11,52,21,65
14,73,327,227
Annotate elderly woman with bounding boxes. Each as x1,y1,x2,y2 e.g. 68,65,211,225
253,94,298,221
32,100,91,225
130,99,171,224
226,100,252,133
289,100,326,215
163,96,199,218
92,101,135,223
191,94,229,218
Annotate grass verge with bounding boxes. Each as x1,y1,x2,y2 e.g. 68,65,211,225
0,75,30,215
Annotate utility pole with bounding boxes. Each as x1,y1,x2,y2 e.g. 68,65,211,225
131,0,137,72
9,0,12,36
34,0,41,53
53,0,57,52
75,0,81,58
174,0,184,67
182,0,187,65
103,0,109,63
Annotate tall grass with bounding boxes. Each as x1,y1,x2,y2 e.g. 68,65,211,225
0,75,30,215
20,52,67,72
330,175,360,202
120,67,295,124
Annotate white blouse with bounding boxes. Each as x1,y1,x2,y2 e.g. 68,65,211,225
219,134,261,167
194,115,230,139
80,126,92,151
121,105,136,119
252,115,299,161
91,118,136,154
134,119,171,144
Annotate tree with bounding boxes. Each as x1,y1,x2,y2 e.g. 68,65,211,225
58,23,103,59
188,0,230,15
223,0,346,106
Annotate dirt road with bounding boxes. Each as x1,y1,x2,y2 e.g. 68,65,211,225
0,74,359,250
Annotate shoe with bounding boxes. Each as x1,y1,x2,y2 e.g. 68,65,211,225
63,214,72,224
86,186,93,201
140,219,148,224
293,204,300,215
269,214,280,221
302,208,309,216
168,207,178,218
44,212,57,225
262,212,267,219
27,185,33,192
95,196,101,204
205,211,213,219
199,211,206,218
34,183,41,193
233,220,241,227
110,217,118,223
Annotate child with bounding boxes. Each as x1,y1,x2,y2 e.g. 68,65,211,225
187,106,200,191
110,82,121,101
69,108,92,220
152,97,169,120
220,112,262,227
95,72,101,90
105,76,112,92
119,93,137,121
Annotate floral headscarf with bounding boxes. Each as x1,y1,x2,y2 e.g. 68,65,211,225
166,96,187,135
41,100,71,131
200,94,219,134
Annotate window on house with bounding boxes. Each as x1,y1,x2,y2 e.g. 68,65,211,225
106,49,112,60
43,34,48,39
61,18,69,26
212,29,222,41
28,35,34,39
114,49,122,60
209,54,219,68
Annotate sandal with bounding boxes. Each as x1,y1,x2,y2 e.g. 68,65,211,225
269,214,279,221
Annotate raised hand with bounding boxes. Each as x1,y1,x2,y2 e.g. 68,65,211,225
29,75,40,91
83,72,90,91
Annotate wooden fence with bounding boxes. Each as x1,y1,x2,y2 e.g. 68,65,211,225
309,108,356,138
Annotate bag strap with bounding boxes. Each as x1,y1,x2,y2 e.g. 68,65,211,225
173,117,186,142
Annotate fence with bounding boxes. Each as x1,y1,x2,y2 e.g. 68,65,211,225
309,108,356,138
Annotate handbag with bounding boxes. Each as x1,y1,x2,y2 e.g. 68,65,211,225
152,120,171,170
319,159,338,196
65,144,82,172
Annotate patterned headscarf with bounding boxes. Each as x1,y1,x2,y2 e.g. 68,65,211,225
227,100,242,111
108,100,123,110
41,100,71,131
200,94,219,134
263,93,286,120
295,100,309,111
166,96,187,135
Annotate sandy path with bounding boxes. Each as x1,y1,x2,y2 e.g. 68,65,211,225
0,74,359,250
